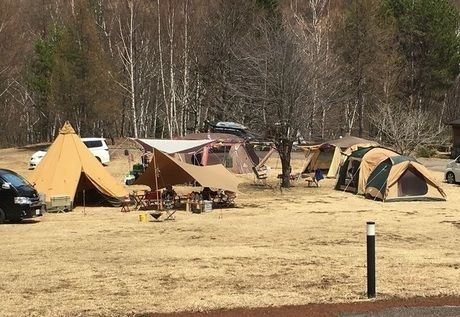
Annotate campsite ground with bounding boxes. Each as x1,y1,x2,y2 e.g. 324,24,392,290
0,144,459,317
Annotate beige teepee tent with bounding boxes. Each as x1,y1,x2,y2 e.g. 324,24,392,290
28,122,127,205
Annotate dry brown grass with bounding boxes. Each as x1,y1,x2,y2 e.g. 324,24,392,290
0,146,459,317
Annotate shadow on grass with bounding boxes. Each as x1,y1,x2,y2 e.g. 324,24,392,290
1,219,41,225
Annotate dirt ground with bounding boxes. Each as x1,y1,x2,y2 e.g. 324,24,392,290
0,144,459,317
149,296,460,317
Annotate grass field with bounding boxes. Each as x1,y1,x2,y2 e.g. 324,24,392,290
0,145,459,317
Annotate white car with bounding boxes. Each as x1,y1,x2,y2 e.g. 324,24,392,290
445,155,460,184
29,138,110,169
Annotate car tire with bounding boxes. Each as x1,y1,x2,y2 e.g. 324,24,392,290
0,207,6,224
446,172,456,184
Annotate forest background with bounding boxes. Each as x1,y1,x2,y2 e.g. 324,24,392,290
1,0,460,158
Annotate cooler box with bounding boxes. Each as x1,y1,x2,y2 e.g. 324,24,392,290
203,200,212,212
47,195,72,212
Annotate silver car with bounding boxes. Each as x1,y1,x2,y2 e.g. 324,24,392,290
445,155,460,184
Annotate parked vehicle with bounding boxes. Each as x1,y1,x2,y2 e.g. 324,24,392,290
29,137,110,169
0,169,44,223
445,155,460,184
29,150,47,168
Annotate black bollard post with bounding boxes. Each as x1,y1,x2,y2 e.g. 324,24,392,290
367,221,376,298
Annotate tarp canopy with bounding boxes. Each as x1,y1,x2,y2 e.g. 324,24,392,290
134,148,240,192
134,138,214,154
28,122,127,203
326,135,379,149
301,144,341,178
183,132,242,143
299,135,379,178
365,156,446,201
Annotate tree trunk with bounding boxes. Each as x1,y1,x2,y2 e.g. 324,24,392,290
277,139,293,188
157,0,172,138
181,0,190,136
168,2,178,137
128,0,138,138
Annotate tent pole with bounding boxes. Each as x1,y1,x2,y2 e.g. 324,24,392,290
152,150,160,211
201,145,209,166
83,189,86,215
256,146,277,169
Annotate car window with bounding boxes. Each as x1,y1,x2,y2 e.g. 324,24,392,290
1,172,31,188
83,140,103,148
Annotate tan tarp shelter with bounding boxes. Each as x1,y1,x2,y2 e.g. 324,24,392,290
327,135,379,149
134,148,240,193
365,156,446,201
134,138,214,154
28,122,127,204
301,145,342,178
300,135,379,178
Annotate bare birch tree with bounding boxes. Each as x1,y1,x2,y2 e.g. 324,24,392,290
115,0,138,137
371,103,444,155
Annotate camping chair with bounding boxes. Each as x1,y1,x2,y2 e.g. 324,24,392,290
161,193,177,220
143,190,163,209
120,196,132,212
212,190,236,207
300,169,323,187
303,173,319,187
252,166,270,186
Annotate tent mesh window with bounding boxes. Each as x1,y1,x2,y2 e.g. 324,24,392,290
347,160,360,191
316,151,335,170
224,156,233,168
398,167,428,197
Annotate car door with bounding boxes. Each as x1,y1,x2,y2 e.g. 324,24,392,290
0,178,14,215
454,156,460,181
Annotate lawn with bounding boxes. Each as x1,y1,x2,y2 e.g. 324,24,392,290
0,146,458,317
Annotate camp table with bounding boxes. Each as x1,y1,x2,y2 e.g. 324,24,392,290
131,190,149,210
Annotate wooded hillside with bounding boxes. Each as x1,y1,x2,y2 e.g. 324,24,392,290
0,0,459,148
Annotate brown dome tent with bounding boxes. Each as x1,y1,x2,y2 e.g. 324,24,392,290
335,146,399,194
181,133,260,174
300,135,379,178
365,156,446,201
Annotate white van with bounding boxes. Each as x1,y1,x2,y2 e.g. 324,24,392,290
29,138,110,169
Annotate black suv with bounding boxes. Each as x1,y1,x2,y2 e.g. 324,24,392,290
0,169,43,223
205,121,261,141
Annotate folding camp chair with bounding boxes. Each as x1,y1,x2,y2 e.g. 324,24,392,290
162,196,176,220
303,174,319,187
252,166,271,187
143,190,163,210
120,196,132,212
212,190,236,207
